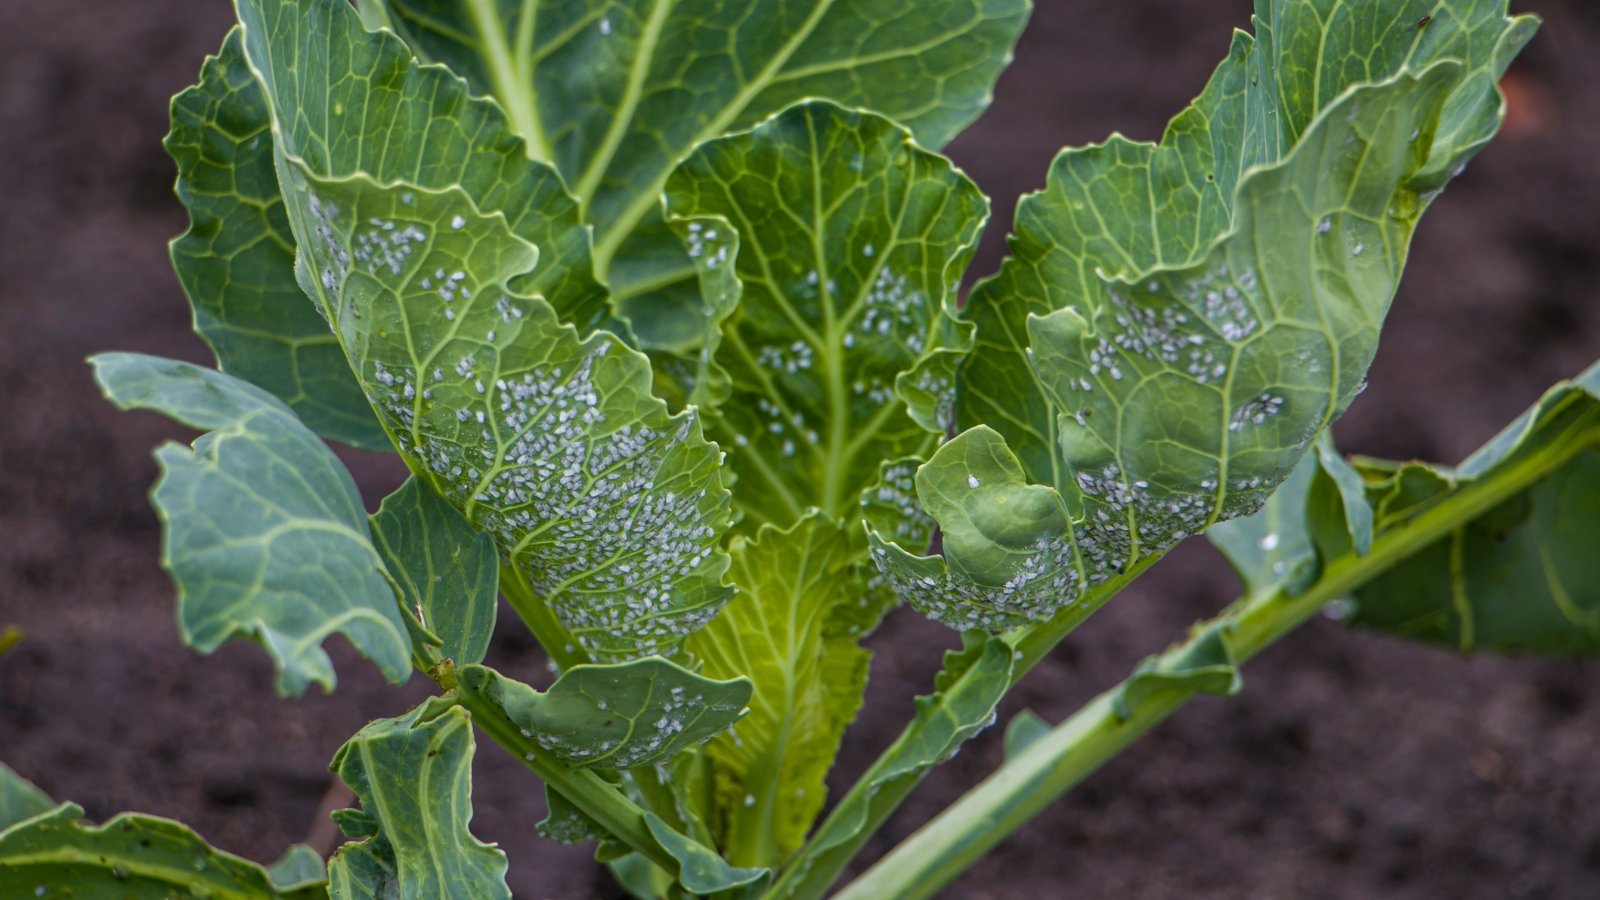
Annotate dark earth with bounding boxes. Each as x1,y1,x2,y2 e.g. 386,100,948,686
3,1,1599,898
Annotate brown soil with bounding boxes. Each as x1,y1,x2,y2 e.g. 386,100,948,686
2,2,1598,898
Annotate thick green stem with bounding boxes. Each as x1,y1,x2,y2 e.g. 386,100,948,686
764,558,1158,900
834,433,1591,900
498,564,588,672
456,686,687,878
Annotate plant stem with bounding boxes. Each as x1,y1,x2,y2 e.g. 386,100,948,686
832,433,1591,900
455,686,687,878
764,558,1158,900
498,564,588,671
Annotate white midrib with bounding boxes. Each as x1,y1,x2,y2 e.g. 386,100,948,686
465,0,554,162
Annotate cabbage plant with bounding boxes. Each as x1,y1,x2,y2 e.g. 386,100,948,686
4,0,1596,897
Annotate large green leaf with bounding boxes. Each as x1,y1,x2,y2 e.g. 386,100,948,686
379,0,1027,335
684,513,871,866
0,804,321,899
92,352,412,695
234,0,733,660
168,29,388,451
873,1,1537,631
327,698,508,900
1351,365,1600,654
1211,363,1600,656
456,660,752,769
662,102,985,528
369,476,499,667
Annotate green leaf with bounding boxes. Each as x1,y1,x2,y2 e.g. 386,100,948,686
456,660,752,769
234,0,606,333
328,697,508,900
267,844,326,890
234,0,734,660
662,102,986,528
538,785,606,844
0,804,321,899
370,476,499,667
684,513,871,866
379,0,1028,333
91,352,412,696
1208,432,1372,599
875,2,1538,631
784,634,1011,889
168,29,389,451
1001,710,1050,760
1112,622,1241,720
641,812,768,896
0,763,53,832
1350,365,1600,655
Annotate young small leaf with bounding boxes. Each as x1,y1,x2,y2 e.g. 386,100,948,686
328,697,509,899
370,476,499,667
0,763,53,832
91,352,412,695
1112,622,1241,720
663,102,986,528
266,844,326,890
684,513,873,866
167,29,389,451
456,661,753,769
1002,710,1051,760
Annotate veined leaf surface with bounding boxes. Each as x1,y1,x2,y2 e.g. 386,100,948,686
663,102,986,527
234,0,733,660
370,476,499,667
168,29,388,451
874,1,1537,631
380,0,1027,338
328,698,509,899
456,660,752,769
684,513,872,866
0,804,321,899
91,352,412,695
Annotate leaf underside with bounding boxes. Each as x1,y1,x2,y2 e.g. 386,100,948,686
872,1,1538,632
456,659,752,769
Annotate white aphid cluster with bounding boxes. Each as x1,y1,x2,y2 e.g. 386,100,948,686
873,531,1081,632
307,188,727,661
851,265,929,354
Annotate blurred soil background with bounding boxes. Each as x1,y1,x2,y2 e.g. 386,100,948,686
3,1,1599,898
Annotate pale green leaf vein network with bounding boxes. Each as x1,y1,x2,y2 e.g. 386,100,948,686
662,101,986,532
